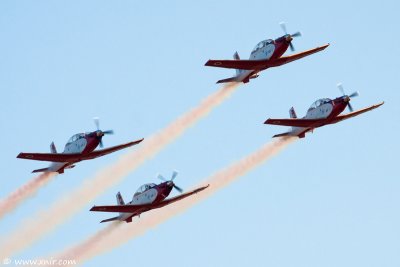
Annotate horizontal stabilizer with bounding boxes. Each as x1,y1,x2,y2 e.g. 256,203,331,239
32,167,50,173
216,71,253,84
272,132,292,138
272,132,306,138
100,216,120,223
217,76,241,84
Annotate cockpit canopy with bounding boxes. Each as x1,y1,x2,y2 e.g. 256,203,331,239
308,98,331,111
66,133,85,144
134,183,156,197
251,39,274,54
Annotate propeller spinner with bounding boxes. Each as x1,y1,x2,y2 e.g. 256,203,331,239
93,117,114,148
279,22,302,51
157,170,183,193
337,83,359,112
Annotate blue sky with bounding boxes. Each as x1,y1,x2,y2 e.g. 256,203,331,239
1,0,399,266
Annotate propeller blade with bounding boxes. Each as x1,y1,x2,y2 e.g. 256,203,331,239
99,139,104,148
103,130,114,135
171,170,178,181
279,21,287,34
349,91,359,98
157,174,167,182
347,102,354,112
289,42,295,52
173,184,183,193
291,31,302,37
337,83,345,96
93,117,100,130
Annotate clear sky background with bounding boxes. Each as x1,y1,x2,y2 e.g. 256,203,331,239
1,1,399,266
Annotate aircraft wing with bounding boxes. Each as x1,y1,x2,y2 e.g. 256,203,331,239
265,118,326,127
90,185,209,213
205,59,266,70
17,152,85,163
329,102,384,124
266,44,330,67
205,44,329,70
265,102,383,127
17,138,144,163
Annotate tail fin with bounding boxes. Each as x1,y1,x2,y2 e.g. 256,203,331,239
116,192,125,205
32,167,50,173
50,142,57,153
272,108,304,139
233,51,244,76
100,216,120,223
289,107,297,118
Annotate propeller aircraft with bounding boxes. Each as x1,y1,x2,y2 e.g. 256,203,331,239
205,22,329,84
17,118,143,173
264,83,384,138
90,171,209,223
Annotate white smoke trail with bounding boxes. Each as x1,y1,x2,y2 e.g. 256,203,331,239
55,137,296,265
0,83,239,258
0,173,56,220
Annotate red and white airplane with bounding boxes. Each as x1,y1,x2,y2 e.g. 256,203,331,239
205,22,329,84
17,118,144,174
90,171,209,223
264,83,384,138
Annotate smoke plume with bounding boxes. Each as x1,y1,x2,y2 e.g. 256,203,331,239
54,137,296,265
0,83,239,258
0,173,56,220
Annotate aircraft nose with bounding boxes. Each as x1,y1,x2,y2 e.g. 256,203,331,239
96,131,104,137
285,35,293,42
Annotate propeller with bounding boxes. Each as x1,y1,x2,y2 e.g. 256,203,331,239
93,117,114,148
157,170,183,193
336,83,360,112
279,22,302,51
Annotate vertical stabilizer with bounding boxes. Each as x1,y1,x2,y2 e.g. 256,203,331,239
234,51,244,76
116,192,125,205
50,142,57,153
289,107,297,118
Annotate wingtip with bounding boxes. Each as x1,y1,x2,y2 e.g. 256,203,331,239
132,138,144,145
